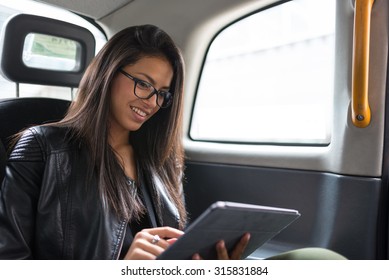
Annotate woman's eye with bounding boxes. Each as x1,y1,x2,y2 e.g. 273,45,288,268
137,80,152,90
160,91,172,99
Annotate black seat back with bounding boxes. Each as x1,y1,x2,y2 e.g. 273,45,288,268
0,97,70,182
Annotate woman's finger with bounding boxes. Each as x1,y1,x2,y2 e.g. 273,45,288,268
141,227,184,240
140,227,183,251
192,253,202,260
129,247,157,260
216,240,229,260
230,233,251,260
166,238,178,245
124,235,163,259
134,231,167,253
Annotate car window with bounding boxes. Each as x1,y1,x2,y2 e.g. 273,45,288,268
190,0,335,145
0,0,106,100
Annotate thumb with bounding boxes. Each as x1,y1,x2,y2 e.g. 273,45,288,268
166,238,178,245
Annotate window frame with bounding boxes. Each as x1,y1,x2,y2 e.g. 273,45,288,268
188,0,335,146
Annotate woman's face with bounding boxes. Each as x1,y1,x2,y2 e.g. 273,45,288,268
109,56,173,134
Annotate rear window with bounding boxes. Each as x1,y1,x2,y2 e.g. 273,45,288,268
190,0,335,145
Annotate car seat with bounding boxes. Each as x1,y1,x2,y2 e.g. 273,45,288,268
0,14,95,184
0,97,71,182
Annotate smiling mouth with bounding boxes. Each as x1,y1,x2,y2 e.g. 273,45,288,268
131,106,148,117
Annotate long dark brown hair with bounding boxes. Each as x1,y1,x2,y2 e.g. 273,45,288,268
57,25,186,228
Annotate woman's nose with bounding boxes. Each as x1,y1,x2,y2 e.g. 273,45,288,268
142,92,159,108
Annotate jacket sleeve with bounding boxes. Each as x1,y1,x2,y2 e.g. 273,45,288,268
0,129,45,259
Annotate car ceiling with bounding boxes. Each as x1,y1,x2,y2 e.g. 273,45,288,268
35,0,274,46
36,0,134,20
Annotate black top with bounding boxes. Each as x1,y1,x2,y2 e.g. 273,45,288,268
119,177,156,259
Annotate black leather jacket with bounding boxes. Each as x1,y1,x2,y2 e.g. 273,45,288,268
0,126,181,259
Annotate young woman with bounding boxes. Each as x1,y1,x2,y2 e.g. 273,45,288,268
0,24,250,260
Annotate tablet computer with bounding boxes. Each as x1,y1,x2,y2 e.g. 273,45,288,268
157,201,300,260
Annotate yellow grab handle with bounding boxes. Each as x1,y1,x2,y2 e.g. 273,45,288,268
351,0,375,128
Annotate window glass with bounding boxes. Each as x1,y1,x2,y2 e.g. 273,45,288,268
0,0,106,100
18,84,76,99
23,33,81,72
190,0,335,144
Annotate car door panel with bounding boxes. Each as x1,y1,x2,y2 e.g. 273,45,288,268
184,161,382,259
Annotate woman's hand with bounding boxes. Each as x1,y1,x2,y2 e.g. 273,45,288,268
124,226,184,260
193,232,251,260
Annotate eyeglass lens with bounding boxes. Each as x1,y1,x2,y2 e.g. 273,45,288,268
134,80,172,108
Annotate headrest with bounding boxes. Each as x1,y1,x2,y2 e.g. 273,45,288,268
0,14,95,87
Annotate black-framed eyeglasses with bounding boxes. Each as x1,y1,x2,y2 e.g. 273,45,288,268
119,69,173,108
